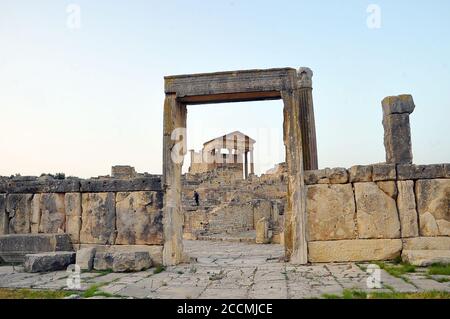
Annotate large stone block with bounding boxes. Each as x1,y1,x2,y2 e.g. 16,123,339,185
308,239,402,262
93,251,152,272
65,193,82,244
80,193,116,245
372,164,396,181
349,165,373,182
24,252,75,273
0,233,73,263
0,194,7,235
402,237,450,250
36,193,66,234
6,194,33,234
79,177,162,193
402,250,450,267
383,113,413,164
306,184,356,241
115,191,164,245
416,179,450,237
6,179,80,194
79,244,163,266
382,94,415,115
304,168,348,185
397,164,446,180
76,247,96,271
397,181,419,238
255,217,270,244
354,182,400,239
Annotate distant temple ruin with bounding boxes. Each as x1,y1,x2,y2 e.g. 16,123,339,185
188,131,255,179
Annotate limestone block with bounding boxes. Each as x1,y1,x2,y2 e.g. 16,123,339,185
256,217,270,244
372,164,396,181
402,237,450,250
376,181,397,199
354,182,400,239
402,250,450,267
93,251,152,272
445,163,450,178
253,200,272,226
115,191,163,245
349,165,373,182
397,164,446,180
397,181,419,238
416,179,450,237
382,94,415,115
308,239,402,262
6,194,33,234
24,252,75,273
306,184,356,241
80,193,116,245
6,179,80,194
65,193,82,244
0,233,73,263
304,168,348,185
383,113,413,164
79,177,161,193
0,194,8,235
79,244,163,266
93,252,114,271
30,194,40,233
37,193,66,234
76,247,96,271
328,168,349,184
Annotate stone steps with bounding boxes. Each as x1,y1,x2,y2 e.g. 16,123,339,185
402,250,450,266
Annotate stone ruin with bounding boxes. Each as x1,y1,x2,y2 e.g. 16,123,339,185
0,67,449,272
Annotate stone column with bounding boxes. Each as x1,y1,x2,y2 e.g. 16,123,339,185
244,151,249,179
381,95,415,164
249,150,255,175
282,88,308,265
297,67,318,170
162,93,186,266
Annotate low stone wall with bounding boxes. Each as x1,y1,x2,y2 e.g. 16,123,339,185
0,176,164,264
305,163,450,262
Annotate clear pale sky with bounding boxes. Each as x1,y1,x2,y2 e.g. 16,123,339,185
1,1,449,178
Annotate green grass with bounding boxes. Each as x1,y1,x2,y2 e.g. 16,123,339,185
374,261,416,278
427,263,450,276
81,284,114,298
153,265,166,274
0,288,73,299
323,289,450,299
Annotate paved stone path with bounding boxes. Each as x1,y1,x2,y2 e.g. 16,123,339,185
0,240,449,298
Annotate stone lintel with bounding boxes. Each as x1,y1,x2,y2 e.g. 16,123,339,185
397,164,447,180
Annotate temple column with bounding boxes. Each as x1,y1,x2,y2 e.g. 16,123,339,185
297,67,318,170
244,151,248,179
249,150,254,175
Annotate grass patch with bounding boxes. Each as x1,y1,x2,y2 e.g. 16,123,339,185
81,284,114,298
0,288,73,299
427,263,450,276
153,265,166,274
323,289,450,299
374,261,416,278
90,269,114,276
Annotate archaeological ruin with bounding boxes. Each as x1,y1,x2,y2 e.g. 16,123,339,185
0,67,449,273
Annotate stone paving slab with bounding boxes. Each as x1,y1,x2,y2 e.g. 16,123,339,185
1,240,449,298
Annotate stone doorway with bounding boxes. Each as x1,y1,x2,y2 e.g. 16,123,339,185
162,68,317,265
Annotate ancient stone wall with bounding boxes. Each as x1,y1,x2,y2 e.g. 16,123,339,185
0,176,164,264
305,163,450,262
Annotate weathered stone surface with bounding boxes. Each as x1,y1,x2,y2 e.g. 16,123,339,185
308,239,402,262
304,168,348,185
349,165,373,182
255,217,270,244
397,181,419,238
112,252,152,272
397,164,446,180
115,191,164,245
37,193,66,234
6,194,33,234
79,177,161,193
383,113,413,164
372,164,396,181
65,193,82,244
252,200,272,226
5,179,80,194
382,94,415,115
445,163,450,178
80,193,116,245
306,184,356,241
79,244,163,266
30,195,40,233
93,251,152,272
402,250,450,267
402,237,450,250
76,247,96,271
111,165,137,179
416,179,450,237
376,181,398,199
354,182,400,239
0,233,73,263
24,252,75,273
0,194,7,235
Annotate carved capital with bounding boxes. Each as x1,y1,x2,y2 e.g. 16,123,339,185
297,67,313,88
